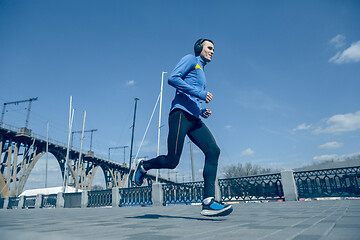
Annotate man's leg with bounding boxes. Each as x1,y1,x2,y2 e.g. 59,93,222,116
144,110,193,170
134,110,192,186
188,120,233,216
187,120,220,198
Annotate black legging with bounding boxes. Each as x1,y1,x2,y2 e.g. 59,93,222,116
143,109,220,198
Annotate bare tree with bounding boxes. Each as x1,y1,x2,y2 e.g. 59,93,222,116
91,185,104,190
224,162,277,178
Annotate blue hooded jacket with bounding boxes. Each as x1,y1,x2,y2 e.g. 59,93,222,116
168,54,208,119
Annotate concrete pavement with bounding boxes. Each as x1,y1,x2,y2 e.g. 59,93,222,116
1,199,359,240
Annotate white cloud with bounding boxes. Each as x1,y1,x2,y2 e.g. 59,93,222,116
329,40,360,64
313,152,360,163
313,154,338,162
126,80,135,86
314,110,360,134
224,125,232,129
241,148,255,157
318,141,343,150
329,34,346,49
293,123,311,131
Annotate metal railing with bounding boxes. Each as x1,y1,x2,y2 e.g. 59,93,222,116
119,186,152,207
42,194,57,208
7,197,19,209
294,166,360,198
2,166,360,210
32,133,68,149
0,123,20,132
0,123,67,149
219,173,284,202
24,196,37,209
163,181,204,205
88,189,112,207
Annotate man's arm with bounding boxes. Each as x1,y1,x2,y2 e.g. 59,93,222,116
168,55,208,100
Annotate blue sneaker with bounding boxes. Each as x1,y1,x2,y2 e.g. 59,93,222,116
133,160,147,186
201,198,233,217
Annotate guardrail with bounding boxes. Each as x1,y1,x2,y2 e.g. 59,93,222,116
7,197,19,209
42,194,57,208
88,189,112,207
163,181,204,205
219,173,284,202
0,123,67,149
0,123,91,156
294,166,360,198
24,196,37,209
32,133,68,149
119,186,152,207
2,166,360,210
0,123,20,132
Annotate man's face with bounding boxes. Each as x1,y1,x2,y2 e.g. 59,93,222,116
200,41,214,62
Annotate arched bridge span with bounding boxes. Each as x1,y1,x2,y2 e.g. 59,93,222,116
0,124,173,197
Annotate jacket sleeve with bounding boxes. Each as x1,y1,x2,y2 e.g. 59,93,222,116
168,55,208,100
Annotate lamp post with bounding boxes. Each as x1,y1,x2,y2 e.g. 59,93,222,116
128,98,139,187
156,71,167,183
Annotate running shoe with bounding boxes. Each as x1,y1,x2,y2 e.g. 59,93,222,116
201,198,233,217
133,160,147,186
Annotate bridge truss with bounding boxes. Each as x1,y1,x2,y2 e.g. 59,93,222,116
0,124,172,197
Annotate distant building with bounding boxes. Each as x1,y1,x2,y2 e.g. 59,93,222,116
20,186,82,197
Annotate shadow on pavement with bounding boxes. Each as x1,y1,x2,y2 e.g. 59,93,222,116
125,214,225,222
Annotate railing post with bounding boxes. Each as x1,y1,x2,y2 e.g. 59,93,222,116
56,192,64,208
281,170,298,201
3,197,9,209
81,190,88,208
152,183,164,207
35,194,43,208
112,187,120,208
18,195,25,209
215,178,221,201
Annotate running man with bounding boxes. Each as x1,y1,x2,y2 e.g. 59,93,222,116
134,39,233,217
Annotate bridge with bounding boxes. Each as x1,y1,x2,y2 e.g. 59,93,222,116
0,123,172,197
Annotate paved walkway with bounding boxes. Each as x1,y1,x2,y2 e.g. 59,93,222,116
1,200,359,240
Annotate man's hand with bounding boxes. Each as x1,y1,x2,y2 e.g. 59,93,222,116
201,109,212,118
206,92,213,103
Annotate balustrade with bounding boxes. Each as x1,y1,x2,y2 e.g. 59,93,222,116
294,166,360,198
2,166,359,210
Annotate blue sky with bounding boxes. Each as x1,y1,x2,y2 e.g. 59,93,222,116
1,0,360,190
